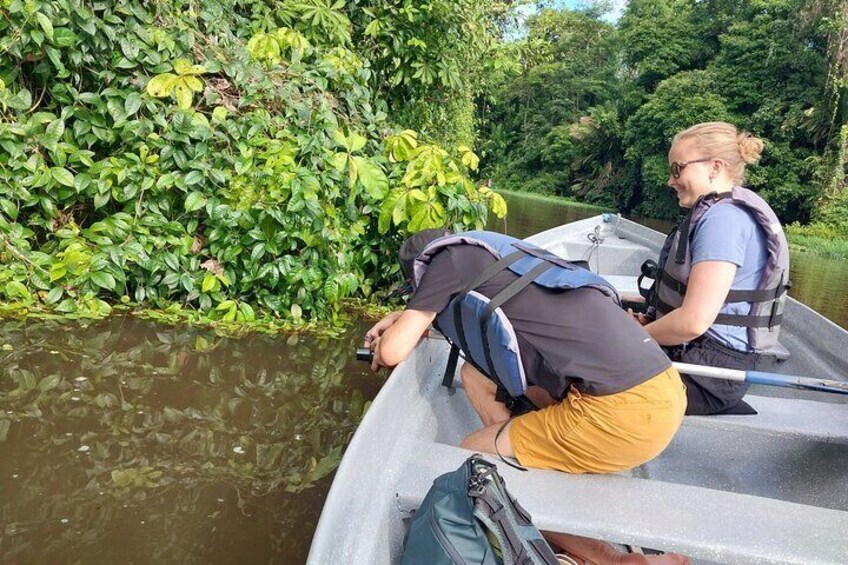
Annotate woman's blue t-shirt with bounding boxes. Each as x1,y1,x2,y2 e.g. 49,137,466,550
689,204,768,351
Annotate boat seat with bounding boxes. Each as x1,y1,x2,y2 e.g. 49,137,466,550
395,441,848,565
445,373,848,445
685,394,848,444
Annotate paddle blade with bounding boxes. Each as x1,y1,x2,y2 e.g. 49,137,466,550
747,371,848,396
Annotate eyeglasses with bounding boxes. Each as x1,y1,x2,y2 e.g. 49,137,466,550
670,157,712,179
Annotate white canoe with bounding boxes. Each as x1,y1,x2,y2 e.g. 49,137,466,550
308,215,848,565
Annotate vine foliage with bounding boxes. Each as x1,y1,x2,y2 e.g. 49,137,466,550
0,0,506,326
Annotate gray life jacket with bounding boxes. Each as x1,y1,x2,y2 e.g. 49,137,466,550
643,187,790,354
411,231,620,398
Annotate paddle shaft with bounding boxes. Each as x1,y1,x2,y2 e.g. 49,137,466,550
673,362,848,396
427,329,848,395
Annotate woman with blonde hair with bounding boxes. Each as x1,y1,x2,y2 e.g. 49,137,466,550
634,122,791,415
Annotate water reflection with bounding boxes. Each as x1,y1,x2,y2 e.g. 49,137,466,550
0,317,380,564
789,252,848,330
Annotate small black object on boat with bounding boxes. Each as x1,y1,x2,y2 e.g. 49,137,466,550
356,348,374,362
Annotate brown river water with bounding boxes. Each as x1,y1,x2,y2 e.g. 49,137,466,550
1,192,846,564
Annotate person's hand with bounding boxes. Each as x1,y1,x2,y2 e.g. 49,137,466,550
628,308,650,326
370,336,388,372
363,310,403,348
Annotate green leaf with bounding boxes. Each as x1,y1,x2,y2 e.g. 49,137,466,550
46,119,64,138
408,189,427,202
347,132,367,152
331,130,348,147
55,298,75,313
4,281,29,300
238,302,255,321
38,374,61,391
49,263,67,282
36,13,54,41
354,157,388,199
53,28,79,48
378,192,399,234
212,107,228,121
185,170,203,185
90,271,117,291
46,287,64,304
290,303,303,320
0,198,18,221
51,167,75,187
330,152,348,172
183,76,203,92
174,81,193,109
185,191,206,212
125,93,142,115
216,300,235,311
146,73,177,98
173,59,206,75
201,273,219,293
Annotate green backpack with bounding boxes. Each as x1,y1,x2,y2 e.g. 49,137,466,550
402,455,559,565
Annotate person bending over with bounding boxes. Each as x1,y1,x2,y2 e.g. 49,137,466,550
366,229,689,565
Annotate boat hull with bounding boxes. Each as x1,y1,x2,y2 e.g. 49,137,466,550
308,215,848,564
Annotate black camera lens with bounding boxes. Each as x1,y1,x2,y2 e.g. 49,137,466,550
356,347,374,362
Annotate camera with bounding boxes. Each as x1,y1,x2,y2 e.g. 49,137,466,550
356,347,374,362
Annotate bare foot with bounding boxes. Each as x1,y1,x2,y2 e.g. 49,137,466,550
607,551,690,565
544,532,690,565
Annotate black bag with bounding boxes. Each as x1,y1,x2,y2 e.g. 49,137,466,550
402,455,558,565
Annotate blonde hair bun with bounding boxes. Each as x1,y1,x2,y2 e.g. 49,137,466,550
738,133,764,165
673,121,763,184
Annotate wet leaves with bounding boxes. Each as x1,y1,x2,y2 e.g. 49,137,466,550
1,317,377,497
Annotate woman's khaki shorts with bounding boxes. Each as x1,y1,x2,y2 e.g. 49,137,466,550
509,367,687,474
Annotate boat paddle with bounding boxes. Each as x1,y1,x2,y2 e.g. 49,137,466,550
673,362,848,396
379,332,848,395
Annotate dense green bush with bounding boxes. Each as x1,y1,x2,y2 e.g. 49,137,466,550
0,0,505,327
345,0,502,148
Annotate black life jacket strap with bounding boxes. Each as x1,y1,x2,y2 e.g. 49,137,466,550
713,311,784,328
441,345,461,394
479,261,554,382
674,212,693,265
657,270,788,303
656,296,784,328
443,250,526,391
675,191,728,265
466,250,527,292
494,418,527,472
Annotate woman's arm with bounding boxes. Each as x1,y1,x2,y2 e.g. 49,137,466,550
643,260,737,346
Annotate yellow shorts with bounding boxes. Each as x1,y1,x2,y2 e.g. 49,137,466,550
509,367,687,474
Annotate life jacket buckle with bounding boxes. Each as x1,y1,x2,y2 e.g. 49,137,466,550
637,259,658,299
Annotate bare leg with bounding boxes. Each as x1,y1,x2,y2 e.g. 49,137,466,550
460,419,515,456
460,371,690,565
544,532,690,565
460,362,510,426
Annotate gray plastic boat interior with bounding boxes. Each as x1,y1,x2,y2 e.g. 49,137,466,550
307,216,848,564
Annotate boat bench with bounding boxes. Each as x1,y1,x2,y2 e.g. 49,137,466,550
686,394,848,444
395,441,848,565
448,371,848,445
